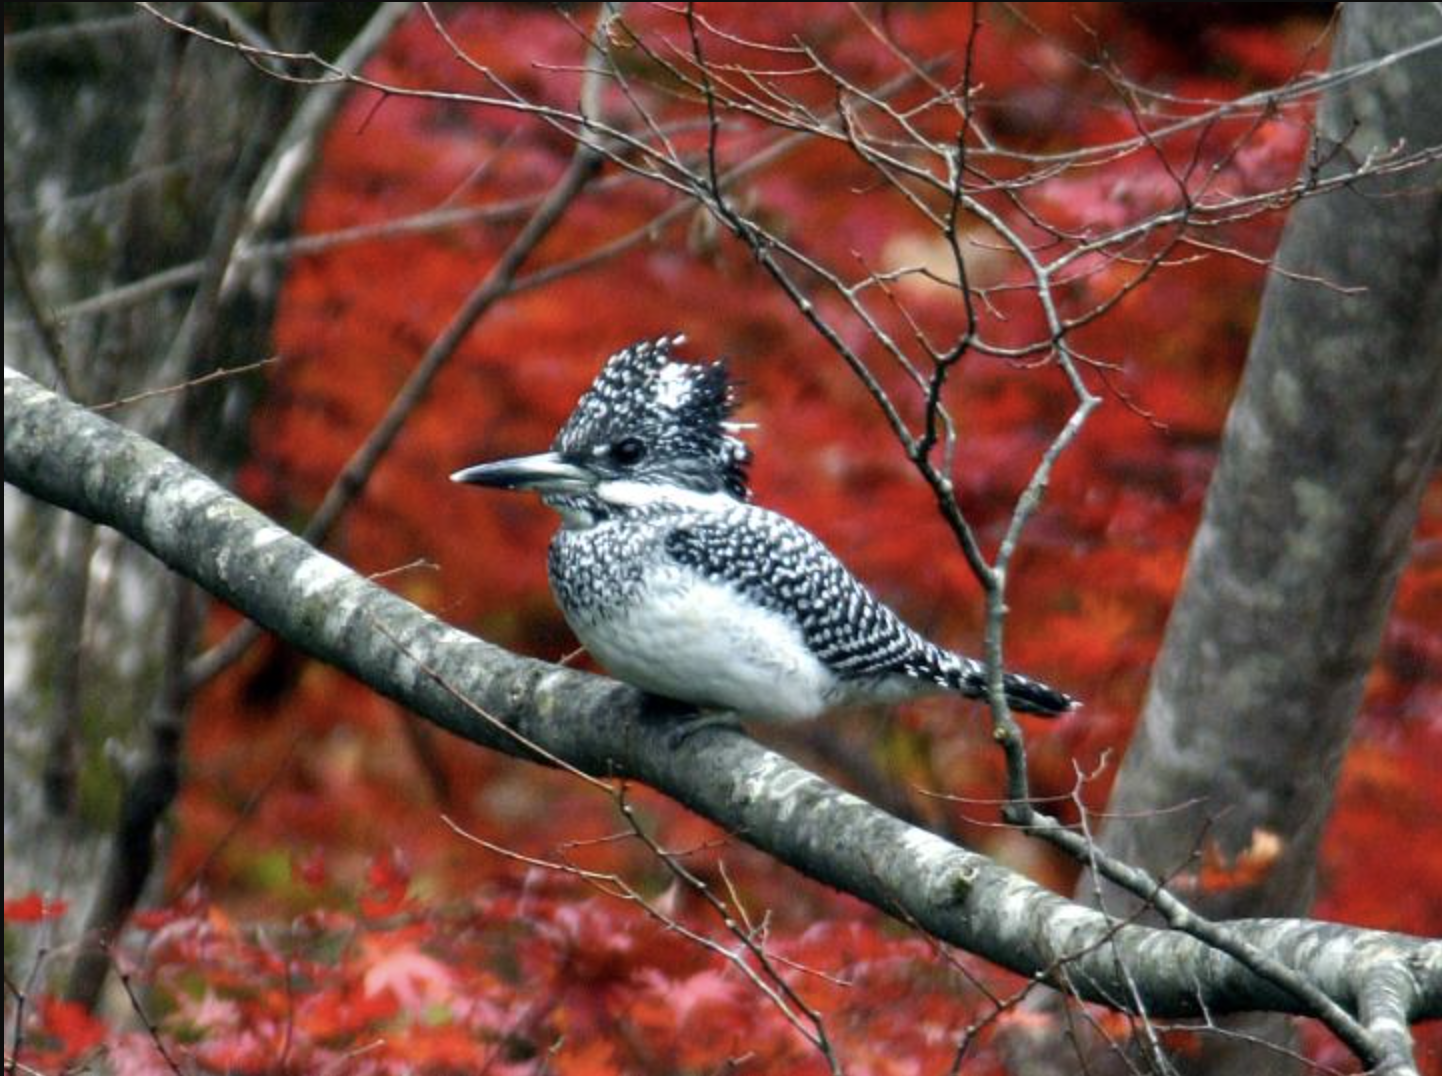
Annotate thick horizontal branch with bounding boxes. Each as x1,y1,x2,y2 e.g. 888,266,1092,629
5,367,1438,1026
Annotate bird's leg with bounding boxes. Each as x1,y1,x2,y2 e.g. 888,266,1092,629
664,710,744,749
639,695,743,748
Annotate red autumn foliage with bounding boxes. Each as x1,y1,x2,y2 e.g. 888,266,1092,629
4,892,69,923
21,997,108,1070
12,5,1436,1074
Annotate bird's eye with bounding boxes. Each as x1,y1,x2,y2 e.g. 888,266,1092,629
610,437,648,466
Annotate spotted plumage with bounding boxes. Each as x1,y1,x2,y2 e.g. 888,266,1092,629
554,335,750,501
453,336,1075,724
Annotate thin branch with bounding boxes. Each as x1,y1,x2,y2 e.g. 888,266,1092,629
4,211,77,397
90,356,279,413
443,811,842,1071
114,958,185,1076
222,2,416,282
185,34,610,689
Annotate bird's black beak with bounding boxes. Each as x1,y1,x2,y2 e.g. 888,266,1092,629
450,451,595,493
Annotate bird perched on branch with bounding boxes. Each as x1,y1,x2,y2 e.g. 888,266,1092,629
452,336,1075,738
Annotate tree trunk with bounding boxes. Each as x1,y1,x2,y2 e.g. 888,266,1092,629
3,2,390,1010
1078,4,1442,1072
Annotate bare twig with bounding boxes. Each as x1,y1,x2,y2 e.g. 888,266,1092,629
185,15,613,690
114,958,185,1076
4,210,76,397
90,356,279,413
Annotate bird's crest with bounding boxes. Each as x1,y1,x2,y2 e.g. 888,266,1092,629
554,335,752,499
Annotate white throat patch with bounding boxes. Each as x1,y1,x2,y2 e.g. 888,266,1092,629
593,480,734,513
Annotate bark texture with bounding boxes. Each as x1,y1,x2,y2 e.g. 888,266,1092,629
1068,6,1442,1073
1091,0,1442,927
3,3,403,1008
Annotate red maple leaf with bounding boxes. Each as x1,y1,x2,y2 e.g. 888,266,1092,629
4,892,69,922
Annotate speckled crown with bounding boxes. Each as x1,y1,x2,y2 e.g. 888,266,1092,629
554,335,752,499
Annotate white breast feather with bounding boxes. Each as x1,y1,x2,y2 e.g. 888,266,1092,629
569,565,836,722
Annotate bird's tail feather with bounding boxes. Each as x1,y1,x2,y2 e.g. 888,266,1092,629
950,659,1076,717
998,671,1076,716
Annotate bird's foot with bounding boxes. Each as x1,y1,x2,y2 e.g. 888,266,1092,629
664,711,743,750
637,695,743,748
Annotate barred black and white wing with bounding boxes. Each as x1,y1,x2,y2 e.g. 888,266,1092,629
664,507,1074,716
